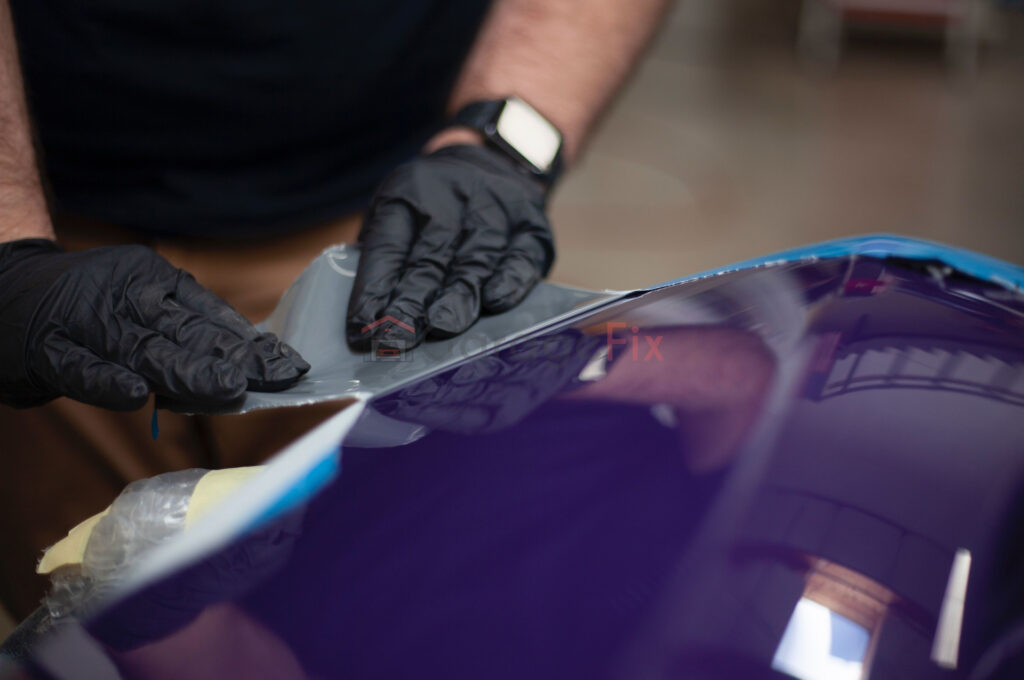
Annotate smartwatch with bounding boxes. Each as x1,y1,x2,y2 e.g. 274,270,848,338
450,97,564,186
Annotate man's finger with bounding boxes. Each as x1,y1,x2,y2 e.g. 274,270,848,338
482,228,551,313
426,198,507,337
173,272,263,339
42,340,150,411
231,332,311,392
374,213,464,349
346,200,416,348
139,295,308,391
175,272,312,384
114,325,249,406
139,291,250,351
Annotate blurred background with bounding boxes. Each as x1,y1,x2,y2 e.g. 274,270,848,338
549,0,1024,290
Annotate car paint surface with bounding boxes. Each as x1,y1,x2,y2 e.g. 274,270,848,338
14,238,1024,679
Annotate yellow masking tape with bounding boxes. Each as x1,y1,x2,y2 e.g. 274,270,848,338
36,466,263,575
37,510,108,575
184,466,263,529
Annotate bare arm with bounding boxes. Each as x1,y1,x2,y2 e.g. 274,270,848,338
428,0,671,164
0,0,52,242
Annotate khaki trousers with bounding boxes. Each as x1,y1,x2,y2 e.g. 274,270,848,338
0,214,362,620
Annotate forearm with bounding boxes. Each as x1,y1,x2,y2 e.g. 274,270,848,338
0,0,52,242
445,0,671,163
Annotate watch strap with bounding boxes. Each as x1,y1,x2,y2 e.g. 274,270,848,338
451,100,505,133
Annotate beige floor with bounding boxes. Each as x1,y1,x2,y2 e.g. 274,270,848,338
549,0,1024,290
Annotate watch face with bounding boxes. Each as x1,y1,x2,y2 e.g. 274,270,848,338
494,97,562,174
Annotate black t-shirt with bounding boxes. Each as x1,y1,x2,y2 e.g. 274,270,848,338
10,0,492,236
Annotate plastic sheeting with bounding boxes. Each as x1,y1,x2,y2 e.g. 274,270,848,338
181,244,617,414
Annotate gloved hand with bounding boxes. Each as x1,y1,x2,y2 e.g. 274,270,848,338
0,239,309,410
346,144,555,350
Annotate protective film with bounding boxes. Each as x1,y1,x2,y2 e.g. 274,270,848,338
195,244,618,414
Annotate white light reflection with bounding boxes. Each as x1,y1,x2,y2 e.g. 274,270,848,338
931,548,972,669
772,598,869,680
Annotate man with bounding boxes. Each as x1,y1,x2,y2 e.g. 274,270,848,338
0,0,670,618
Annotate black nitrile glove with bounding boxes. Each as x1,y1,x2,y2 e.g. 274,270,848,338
0,239,309,410
346,144,555,350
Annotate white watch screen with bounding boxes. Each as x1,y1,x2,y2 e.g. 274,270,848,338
495,97,562,173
